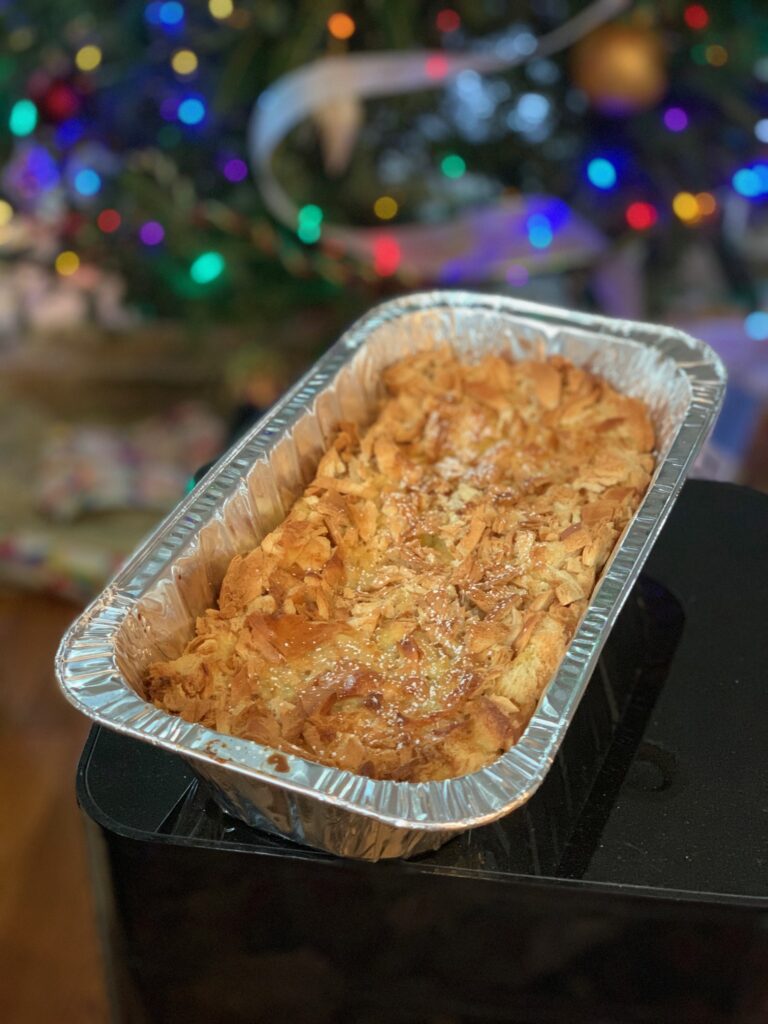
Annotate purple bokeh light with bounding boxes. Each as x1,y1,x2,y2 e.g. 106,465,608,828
3,144,61,202
139,220,165,245
223,157,248,182
663,107,689,132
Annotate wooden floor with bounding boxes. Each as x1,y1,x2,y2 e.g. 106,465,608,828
0,590,109,1023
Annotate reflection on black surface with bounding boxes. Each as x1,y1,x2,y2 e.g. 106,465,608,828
557,578,684,878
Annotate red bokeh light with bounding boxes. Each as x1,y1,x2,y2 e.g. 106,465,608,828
684,4,709,30
425,55,450,80
373,236,401,276
97,209,122,233
42,82,80,121
626,202,659,231
436,9,461,33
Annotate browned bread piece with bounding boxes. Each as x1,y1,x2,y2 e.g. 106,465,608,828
146,348,654,781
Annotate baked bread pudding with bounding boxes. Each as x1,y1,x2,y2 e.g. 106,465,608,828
146,348,654,782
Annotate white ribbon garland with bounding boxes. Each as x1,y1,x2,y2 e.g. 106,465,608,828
248,0,630,282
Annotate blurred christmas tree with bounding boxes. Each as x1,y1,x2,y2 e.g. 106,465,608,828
1,0,768,332
6,0,768,599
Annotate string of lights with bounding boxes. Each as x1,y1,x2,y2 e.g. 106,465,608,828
0,1,767,334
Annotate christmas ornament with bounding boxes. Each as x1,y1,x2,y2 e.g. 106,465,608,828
312,92,364,176
249,0,629,281
570,23,667,114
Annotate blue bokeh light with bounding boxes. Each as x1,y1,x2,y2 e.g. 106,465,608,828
144,1,163,24
178,97,205,125
587,157,617,190
512,31,537,57
527,213,553,249
56,119,85,147
537,198,570,231
159,1,184,26
74,168,102,196
517,92,550,126
26,145,60,190
745,311,768,339
733,166,767,198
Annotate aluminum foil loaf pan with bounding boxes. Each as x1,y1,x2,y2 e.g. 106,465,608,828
56,292,726,861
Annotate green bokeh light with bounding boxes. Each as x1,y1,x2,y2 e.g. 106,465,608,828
297,203,323,243
298,203,323,227
190,251,225,284
297,221,321,243
9,99,38,136
441,153,466,179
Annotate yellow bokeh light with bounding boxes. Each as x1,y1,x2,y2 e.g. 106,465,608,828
373,195,398,220
673,192,700,223
75,44,102,72
55,251,80,276
0,200,13,227
8,27,34,52
208,0,234,18
327,12,355,40
706,44,728,67
696,192,717,216
171,49,198,75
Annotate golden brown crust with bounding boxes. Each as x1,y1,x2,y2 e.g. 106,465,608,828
146,349,654,781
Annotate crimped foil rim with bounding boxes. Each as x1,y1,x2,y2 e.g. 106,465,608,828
56,291,726,832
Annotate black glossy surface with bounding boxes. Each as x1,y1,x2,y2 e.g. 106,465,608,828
583,484,768,897
78,481,768,1022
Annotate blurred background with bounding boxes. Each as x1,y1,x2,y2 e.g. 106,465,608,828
1,0,768,603
2,0,768,1019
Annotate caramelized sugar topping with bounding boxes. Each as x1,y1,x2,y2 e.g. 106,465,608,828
146,349,654,781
